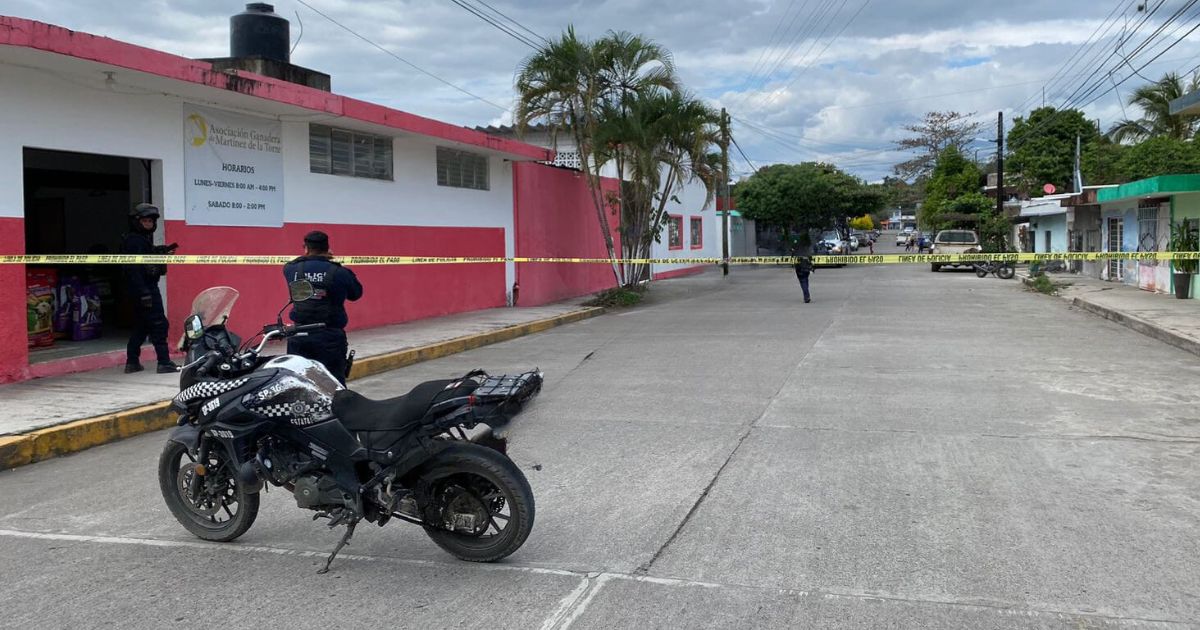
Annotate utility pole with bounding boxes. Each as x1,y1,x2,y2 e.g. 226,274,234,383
720,107,731,277
996,111,1005,236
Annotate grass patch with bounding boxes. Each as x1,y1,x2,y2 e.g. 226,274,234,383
1029,273,1063,295
583,285,645,308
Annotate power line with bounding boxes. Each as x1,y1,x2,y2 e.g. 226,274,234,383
470,0,548,45
731,136,759,172
449,0,542,49
294,0,510,112
1013,0,1138,114
750,0,873,114
1009,0,1200,151
729,0,838,112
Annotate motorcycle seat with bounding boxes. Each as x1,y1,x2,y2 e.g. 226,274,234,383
333,379,476,432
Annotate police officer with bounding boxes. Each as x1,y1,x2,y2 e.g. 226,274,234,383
122,203,178,373
282,231,363,383
792,233,814,303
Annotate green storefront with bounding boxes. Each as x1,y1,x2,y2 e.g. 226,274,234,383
1096,175,1200,298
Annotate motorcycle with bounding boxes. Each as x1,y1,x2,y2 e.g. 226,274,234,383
974,260,1016,279
159,283,541,572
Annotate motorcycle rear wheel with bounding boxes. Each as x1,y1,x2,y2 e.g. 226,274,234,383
415,443,534,563
997,265,1015,280
975,266,989,278
158,440,259,542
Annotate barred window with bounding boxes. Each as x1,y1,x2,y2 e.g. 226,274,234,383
690,217,703,248
309,124,393,181
668,215,683,250
437,147,490,190
1138,203,1159,252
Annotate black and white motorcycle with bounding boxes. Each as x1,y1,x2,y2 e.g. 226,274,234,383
158,283,540,572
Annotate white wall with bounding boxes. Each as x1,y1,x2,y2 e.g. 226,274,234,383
0,57,518,288
651,175,720,276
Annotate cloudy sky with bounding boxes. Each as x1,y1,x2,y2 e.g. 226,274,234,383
8,0,1200,181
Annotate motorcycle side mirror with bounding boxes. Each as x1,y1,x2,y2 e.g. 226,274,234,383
288,280,315,303
184,314,204,340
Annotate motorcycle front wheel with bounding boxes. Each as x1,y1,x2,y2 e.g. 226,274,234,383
414,443,534,563
158,440,259,542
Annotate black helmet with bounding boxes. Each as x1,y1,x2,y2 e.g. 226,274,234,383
130,203,160,234
131,203,161,220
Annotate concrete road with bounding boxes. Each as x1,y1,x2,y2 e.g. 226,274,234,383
2,246,1198,629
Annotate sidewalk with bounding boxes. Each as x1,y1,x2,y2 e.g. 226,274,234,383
1019,270,1200,356
0,298,603,468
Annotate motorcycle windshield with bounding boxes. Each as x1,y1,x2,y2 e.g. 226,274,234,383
189,286,240,328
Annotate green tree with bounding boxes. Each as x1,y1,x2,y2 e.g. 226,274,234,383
736,163,882,238
594,90,721,283
920,146,982,231
892,111,982,181
1116,136,1200,181
516,28,677,285
1006,107,1100,195
1107,72,1200,143
1081,136,1130,185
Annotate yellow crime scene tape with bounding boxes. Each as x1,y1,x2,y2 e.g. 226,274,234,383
1,252,1198,266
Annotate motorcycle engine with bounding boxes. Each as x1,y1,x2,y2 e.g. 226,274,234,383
258,439,351,510
293,474,348,510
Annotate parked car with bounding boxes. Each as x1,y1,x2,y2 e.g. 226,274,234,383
814,230,848,267
896,232,909,246
929,229,981,272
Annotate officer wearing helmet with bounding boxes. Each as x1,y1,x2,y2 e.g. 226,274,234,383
282,231,363,383
121,203,179,373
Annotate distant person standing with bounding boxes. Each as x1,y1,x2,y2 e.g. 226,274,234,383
793,236,814,303
282,231,363,384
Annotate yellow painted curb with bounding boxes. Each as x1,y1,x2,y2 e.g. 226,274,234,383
348,307,605,379
0,306,606,470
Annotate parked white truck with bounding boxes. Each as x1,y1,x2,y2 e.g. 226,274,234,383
929,229,981,272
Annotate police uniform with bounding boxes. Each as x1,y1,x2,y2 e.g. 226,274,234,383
122,205,174,372
282,253,363,383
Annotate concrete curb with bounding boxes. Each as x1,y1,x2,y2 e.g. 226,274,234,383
1069,298,1200,358
0,306,606,471
1019,273,1200,358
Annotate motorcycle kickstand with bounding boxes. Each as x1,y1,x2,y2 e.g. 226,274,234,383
317,518,360,575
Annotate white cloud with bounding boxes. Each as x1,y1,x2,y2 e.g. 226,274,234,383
7,0,1199,180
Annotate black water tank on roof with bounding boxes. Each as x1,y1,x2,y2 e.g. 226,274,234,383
231,3,290,63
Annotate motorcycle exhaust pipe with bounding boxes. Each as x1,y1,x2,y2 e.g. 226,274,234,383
459,424,508,454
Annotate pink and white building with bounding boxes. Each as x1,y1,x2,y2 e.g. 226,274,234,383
0,11,719,384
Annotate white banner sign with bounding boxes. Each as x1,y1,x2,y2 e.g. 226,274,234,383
183,104,284,227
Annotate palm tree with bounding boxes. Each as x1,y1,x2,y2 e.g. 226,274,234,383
1107,72,1200,143
595,91,721,283
515,27,618,281
515,29,678,285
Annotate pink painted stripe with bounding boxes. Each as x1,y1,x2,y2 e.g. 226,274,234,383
27,346,181,380
0,16,553,162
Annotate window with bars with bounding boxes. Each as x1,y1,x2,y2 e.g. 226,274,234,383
1138,203,1160,252
309,124,393,180
690,217,703,249
437,147,490,190
667,215,683,250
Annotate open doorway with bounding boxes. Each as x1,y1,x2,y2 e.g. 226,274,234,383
23,148,161,364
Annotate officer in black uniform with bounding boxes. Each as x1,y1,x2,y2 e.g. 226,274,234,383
122,203,179,373
282,231,363,383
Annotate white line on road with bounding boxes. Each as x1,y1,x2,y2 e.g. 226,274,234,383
0,528,1187,628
